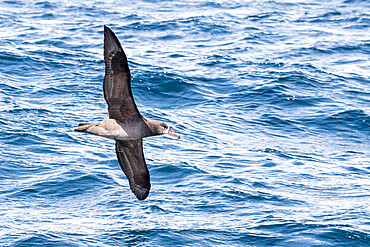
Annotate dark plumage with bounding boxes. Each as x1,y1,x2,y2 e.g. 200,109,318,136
75,26,180,200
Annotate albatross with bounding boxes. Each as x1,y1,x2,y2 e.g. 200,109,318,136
75,26,180,200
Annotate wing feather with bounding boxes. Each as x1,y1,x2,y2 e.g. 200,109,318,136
115,139,150,200
103,26,141,120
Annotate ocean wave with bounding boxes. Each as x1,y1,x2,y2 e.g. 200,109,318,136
1,0,369,246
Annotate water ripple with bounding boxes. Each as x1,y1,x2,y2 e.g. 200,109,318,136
0,0,369,246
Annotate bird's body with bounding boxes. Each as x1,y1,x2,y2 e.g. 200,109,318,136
75,26,180,200
76,118,163,140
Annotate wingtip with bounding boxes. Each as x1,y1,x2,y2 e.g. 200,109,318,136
104,25,113,38
104,25,123,53
104,25,111,33
132,185,150,200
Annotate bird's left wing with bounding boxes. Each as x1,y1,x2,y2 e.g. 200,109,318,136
103,26,141,120
115,139,150,200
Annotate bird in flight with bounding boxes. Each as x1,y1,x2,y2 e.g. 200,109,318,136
75,26,180,200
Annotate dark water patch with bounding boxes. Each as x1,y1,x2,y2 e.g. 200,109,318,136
197,1,222,8
255,221,309,235
3,132,46,146
224,83,288,107
258,114,303,132
292,46,336,56
2,0,24,7
133,71,206,109
343,0,369,3
344,88,370,100
13,173,109,199
151,163,201,184
169,53,186,58
34,37,73,48
0,52,28,64
104,228,288,246
35,12,57,20
197,53,239,69
279,95,322,108
144,204,166,213
275,71,327,89
292,161,305,166
122,14,143,21
0,83,22,95
34,1,58,9
255,148,319,162
253,221,370,246
314,227,370,246
343,166,370,175
214,161,242,170
223,189,302,206
193,199,230,213
12,233,80,247
0,52,77,76
156,34,183,41
246,12,283,22
261,162,278,168
1,107,53,120
228,177,247,186
29,49,89,67
127,15,232,36
299,109,369,133
28,86,70,97
328,43,370,54
126,20,180,32
300,11,344,23
252,181,273,189
101,229,153,246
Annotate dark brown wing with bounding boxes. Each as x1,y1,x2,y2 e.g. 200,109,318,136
116,139,150,200
103,26,141,120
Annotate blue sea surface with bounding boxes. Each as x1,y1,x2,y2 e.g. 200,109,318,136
0,0,369,246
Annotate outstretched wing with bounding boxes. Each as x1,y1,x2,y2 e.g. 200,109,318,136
115,139,150,200
103,25,141,120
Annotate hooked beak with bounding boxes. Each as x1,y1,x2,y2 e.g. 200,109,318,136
168,128,180,139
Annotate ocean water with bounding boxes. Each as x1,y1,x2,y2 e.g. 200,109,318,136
0,0,369,246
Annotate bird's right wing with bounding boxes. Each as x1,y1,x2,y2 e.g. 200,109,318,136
115,139,150,200
103,26,141,120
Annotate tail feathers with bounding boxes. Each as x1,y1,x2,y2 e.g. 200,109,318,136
75,123,91,132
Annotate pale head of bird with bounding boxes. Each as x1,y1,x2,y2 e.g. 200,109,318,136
150,120,180,139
